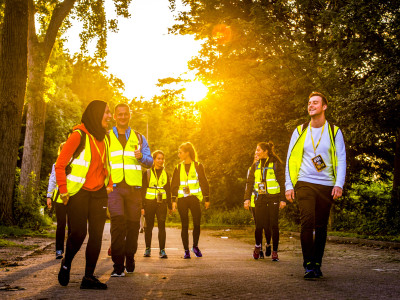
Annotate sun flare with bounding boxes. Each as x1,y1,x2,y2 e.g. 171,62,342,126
183,81,209,102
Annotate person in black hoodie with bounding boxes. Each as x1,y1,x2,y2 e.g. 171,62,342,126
244,142,286,261
142,150,172,258
171,142,210,259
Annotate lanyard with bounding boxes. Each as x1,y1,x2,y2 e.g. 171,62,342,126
153,167,162,187
310,123,325,155
259,159,267,181
89,133,105,164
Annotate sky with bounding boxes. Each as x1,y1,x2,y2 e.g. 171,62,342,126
65,0,203,100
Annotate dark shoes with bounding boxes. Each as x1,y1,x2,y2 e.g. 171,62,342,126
159,249,168,259
304,262,316,279
192,246,203,257
111,269,125,277
143,247,151,257
314,263,323,278
265,244,272,257
80,275,107,290
125,256,135,273
58,259,70,286
56,250,63,259
304,262,323,279
259,249,265,259
184,250,191,259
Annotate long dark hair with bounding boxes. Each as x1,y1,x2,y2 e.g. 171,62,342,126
179,142,198,161
257,141,282,164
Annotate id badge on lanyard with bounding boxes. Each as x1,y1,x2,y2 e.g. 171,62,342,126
311,154,327,172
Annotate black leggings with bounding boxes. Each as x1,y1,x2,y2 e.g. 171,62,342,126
255,196,280,251
55,202,70,252
64,186,107,277
177,196,201,250
296,181,333,267
144,200,167,250
250,206,270,246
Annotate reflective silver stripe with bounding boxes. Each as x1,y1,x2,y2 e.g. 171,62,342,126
124,165,142,170
148,187,165,190
124,151,135,157
66,174,86,184
179,188,201,195
265,179,276,182
111,163,123,169
180,180,198,185
110,150,123,157
146,191,166,196
71,159,89,168
267,187,279,190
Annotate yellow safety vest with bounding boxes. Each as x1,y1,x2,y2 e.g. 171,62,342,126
51,189,62,204
248,166,256,207
178,162,203,202
109,130,142,186
254,161,280,195
66,130,111,196
145,168,168,200
288,122,339,187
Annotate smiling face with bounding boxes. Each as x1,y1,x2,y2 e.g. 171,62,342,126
101,105,112,129
308,95,327,117
154,153,165,169
114,105,131,129
255,145,268,159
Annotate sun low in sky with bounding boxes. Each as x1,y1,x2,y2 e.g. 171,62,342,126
65,0,206,102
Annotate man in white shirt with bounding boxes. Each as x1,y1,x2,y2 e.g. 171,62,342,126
285,92,346,279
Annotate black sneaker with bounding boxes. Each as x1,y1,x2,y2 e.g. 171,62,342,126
80,275,107,290
110,269,125,277
259,249,265,259
58,259,70,286
265,245,272,257
314,263,323,278
125,256,135,273
304,262,316,279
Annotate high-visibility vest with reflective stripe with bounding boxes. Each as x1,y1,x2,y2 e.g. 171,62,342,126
51,189,62,204
248,166,256,207
254,161,280,195
145,168,168,200
288,123,339,187
66,131,111,196
178,162,203,202
109,130,142,186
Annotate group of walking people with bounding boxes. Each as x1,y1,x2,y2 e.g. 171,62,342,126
47,101,209,290
243,91,346,279
47,90,346,290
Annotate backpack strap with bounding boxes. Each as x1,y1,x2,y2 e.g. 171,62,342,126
147,168,151,184
65,129,86,175
301,121,310,132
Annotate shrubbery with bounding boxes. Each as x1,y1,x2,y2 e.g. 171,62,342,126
13,168,52,230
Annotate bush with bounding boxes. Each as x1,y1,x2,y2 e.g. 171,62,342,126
13,168,52,230
332,181,399,235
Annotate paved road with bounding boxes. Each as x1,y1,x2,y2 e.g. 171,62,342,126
1,223,400,299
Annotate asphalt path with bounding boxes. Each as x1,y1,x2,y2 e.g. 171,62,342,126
1,223,400,299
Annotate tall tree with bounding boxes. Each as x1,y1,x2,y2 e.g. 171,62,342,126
0,0,29,224
19,0,131,193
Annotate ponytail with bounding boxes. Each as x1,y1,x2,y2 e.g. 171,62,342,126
257,141,282,164
179,142,198,161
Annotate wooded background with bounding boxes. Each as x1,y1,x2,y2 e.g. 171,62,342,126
0,0,399,235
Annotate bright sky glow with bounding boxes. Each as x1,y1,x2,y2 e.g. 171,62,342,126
65,0,203,100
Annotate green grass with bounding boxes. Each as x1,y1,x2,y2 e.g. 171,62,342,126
0,238,38,250
0,225,55,239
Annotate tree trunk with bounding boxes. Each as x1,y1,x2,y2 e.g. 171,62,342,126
19,0,76,192
0,0,28,225
19,63,47,192
393,127,400,204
